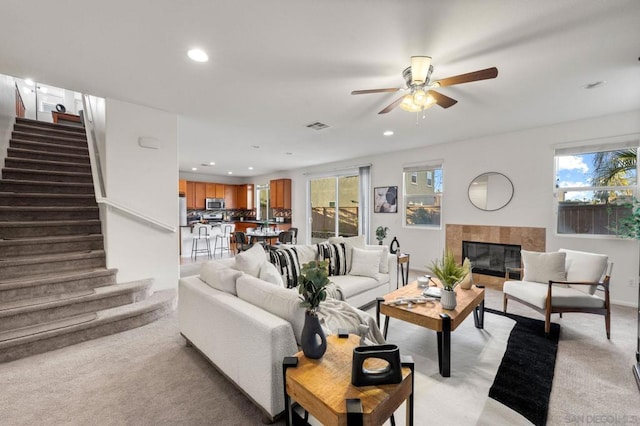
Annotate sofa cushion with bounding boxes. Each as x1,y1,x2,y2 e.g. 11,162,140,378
318,242,348,276
349,247,382,279
259,261,285,287
503,280,606,310
234,243,267,277
329,235,366,271
521,250,567,284
268,247,301,288
559,248,608,295
236,274,306,344
364,245,390,274
199,261,243,295
329,275,383,300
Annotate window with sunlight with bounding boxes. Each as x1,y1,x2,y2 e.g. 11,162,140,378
555,144,637,235
403,165,443,228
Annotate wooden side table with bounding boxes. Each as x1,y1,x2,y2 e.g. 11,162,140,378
283,334,414,425
397,253,410,288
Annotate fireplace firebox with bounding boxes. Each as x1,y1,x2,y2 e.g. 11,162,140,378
462,241,521,279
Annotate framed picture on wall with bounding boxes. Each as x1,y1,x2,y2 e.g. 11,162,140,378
374,186,398,213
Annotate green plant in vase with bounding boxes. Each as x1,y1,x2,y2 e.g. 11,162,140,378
297,260,330,359
428,249,470,309
375,226,389,245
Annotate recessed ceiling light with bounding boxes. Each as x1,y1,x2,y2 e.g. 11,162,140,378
248,166,254,170
584,81,606,89
209,161,215,165
228,171,233,175
24,78,34,86
191,167,197,171
187,48,208,62
285,152,293,155
383,130,394,136
251,145,260,149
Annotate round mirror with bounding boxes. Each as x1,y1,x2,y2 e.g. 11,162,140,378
468,172,514,211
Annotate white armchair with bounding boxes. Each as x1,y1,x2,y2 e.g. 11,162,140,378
503,248,613,338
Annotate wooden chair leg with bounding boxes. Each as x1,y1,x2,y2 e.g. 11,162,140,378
503,294,508,313
545,310,551,335
559,312,563,318
605,310,611,339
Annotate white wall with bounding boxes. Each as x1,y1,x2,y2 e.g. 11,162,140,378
255,110,640,306
178,171,246,185
0,74,16,158
103,99,179,291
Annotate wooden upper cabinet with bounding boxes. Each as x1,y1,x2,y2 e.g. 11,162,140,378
236,184,254,210
194,182,206,210
186,181,196,209
246,184,254,210
215,184,225,198
179,179,187,196
270,178,291,209
225,185,237,209
205,183,217,199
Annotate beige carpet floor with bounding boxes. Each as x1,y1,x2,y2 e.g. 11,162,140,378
1,281,638,425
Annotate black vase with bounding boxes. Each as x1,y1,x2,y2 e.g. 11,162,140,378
301,311,327,359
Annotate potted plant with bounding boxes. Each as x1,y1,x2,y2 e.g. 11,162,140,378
298,260,330,359
428,249,469,310
376,226,389,245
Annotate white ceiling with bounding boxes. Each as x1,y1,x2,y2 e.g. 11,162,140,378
1,1,639,178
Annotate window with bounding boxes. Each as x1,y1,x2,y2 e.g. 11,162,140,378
555,144,637,235
403,164,443,227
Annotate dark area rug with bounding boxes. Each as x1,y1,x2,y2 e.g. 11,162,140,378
486,308,560,426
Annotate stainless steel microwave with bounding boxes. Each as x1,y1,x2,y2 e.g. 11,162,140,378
205,198,225,210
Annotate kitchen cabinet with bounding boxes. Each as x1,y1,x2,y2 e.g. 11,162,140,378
186,181,196,209
225,185,237,209
270,179,291,209
179,179,187,196
194,182,206,209
237,184,254,210
205,183,226,199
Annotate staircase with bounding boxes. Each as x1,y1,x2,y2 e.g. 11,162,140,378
0,117,176,363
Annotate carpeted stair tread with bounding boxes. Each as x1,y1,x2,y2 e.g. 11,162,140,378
1,168,92,179
10,138,89,154
0,224,100,235
0,219,101,228
13,129,87,143
0,289,176,357
4,157,91,171
0,289,96,312
0,250,104,266
0,179,93,189
0,313,98,344
7,147,90,162
0,191,95,200
16,117,85,134
0,206,98,215
0,267,117,288
0,279,152,316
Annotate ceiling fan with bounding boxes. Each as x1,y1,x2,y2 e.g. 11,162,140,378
351,56,498,115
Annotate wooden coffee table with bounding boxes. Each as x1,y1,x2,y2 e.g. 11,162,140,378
376,281,485,377
283,334,414,425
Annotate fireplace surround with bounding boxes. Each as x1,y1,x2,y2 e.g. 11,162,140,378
446,224,545,288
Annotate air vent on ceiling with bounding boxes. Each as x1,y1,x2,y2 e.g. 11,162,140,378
306,121,329,130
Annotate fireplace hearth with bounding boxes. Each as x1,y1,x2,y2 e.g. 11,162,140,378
462,241,521,279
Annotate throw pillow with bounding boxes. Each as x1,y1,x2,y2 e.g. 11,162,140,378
259,261,285,287
199,261,243,295
268,247,301,288
329,235,366,272
349,247,383,279
559,248,608,295
317,242,348,276
521,250,567,284
364,245,390,274
236,274,306,345
234,243,267,277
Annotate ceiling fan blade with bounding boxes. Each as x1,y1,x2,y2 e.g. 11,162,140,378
410,56,432,85
428,90,458,108
378,95,405,114
351,88,401,95
433,67,498,87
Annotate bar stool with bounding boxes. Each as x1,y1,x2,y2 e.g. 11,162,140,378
191,224,212,259
214,224,234,258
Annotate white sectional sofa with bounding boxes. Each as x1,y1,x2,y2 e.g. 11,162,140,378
178,237,397,422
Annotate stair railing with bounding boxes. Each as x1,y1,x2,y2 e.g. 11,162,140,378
81,94,176,233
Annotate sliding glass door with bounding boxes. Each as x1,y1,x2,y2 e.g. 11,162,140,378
309,174,360,243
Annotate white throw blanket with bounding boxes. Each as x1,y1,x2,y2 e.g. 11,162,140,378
317,298,386,345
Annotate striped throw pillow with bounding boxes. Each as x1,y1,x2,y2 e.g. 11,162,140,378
268,247,301,288
317,242,348,276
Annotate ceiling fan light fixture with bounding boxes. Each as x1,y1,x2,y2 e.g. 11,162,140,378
413,89,427,106
399,94,422,112
410,56,432,85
